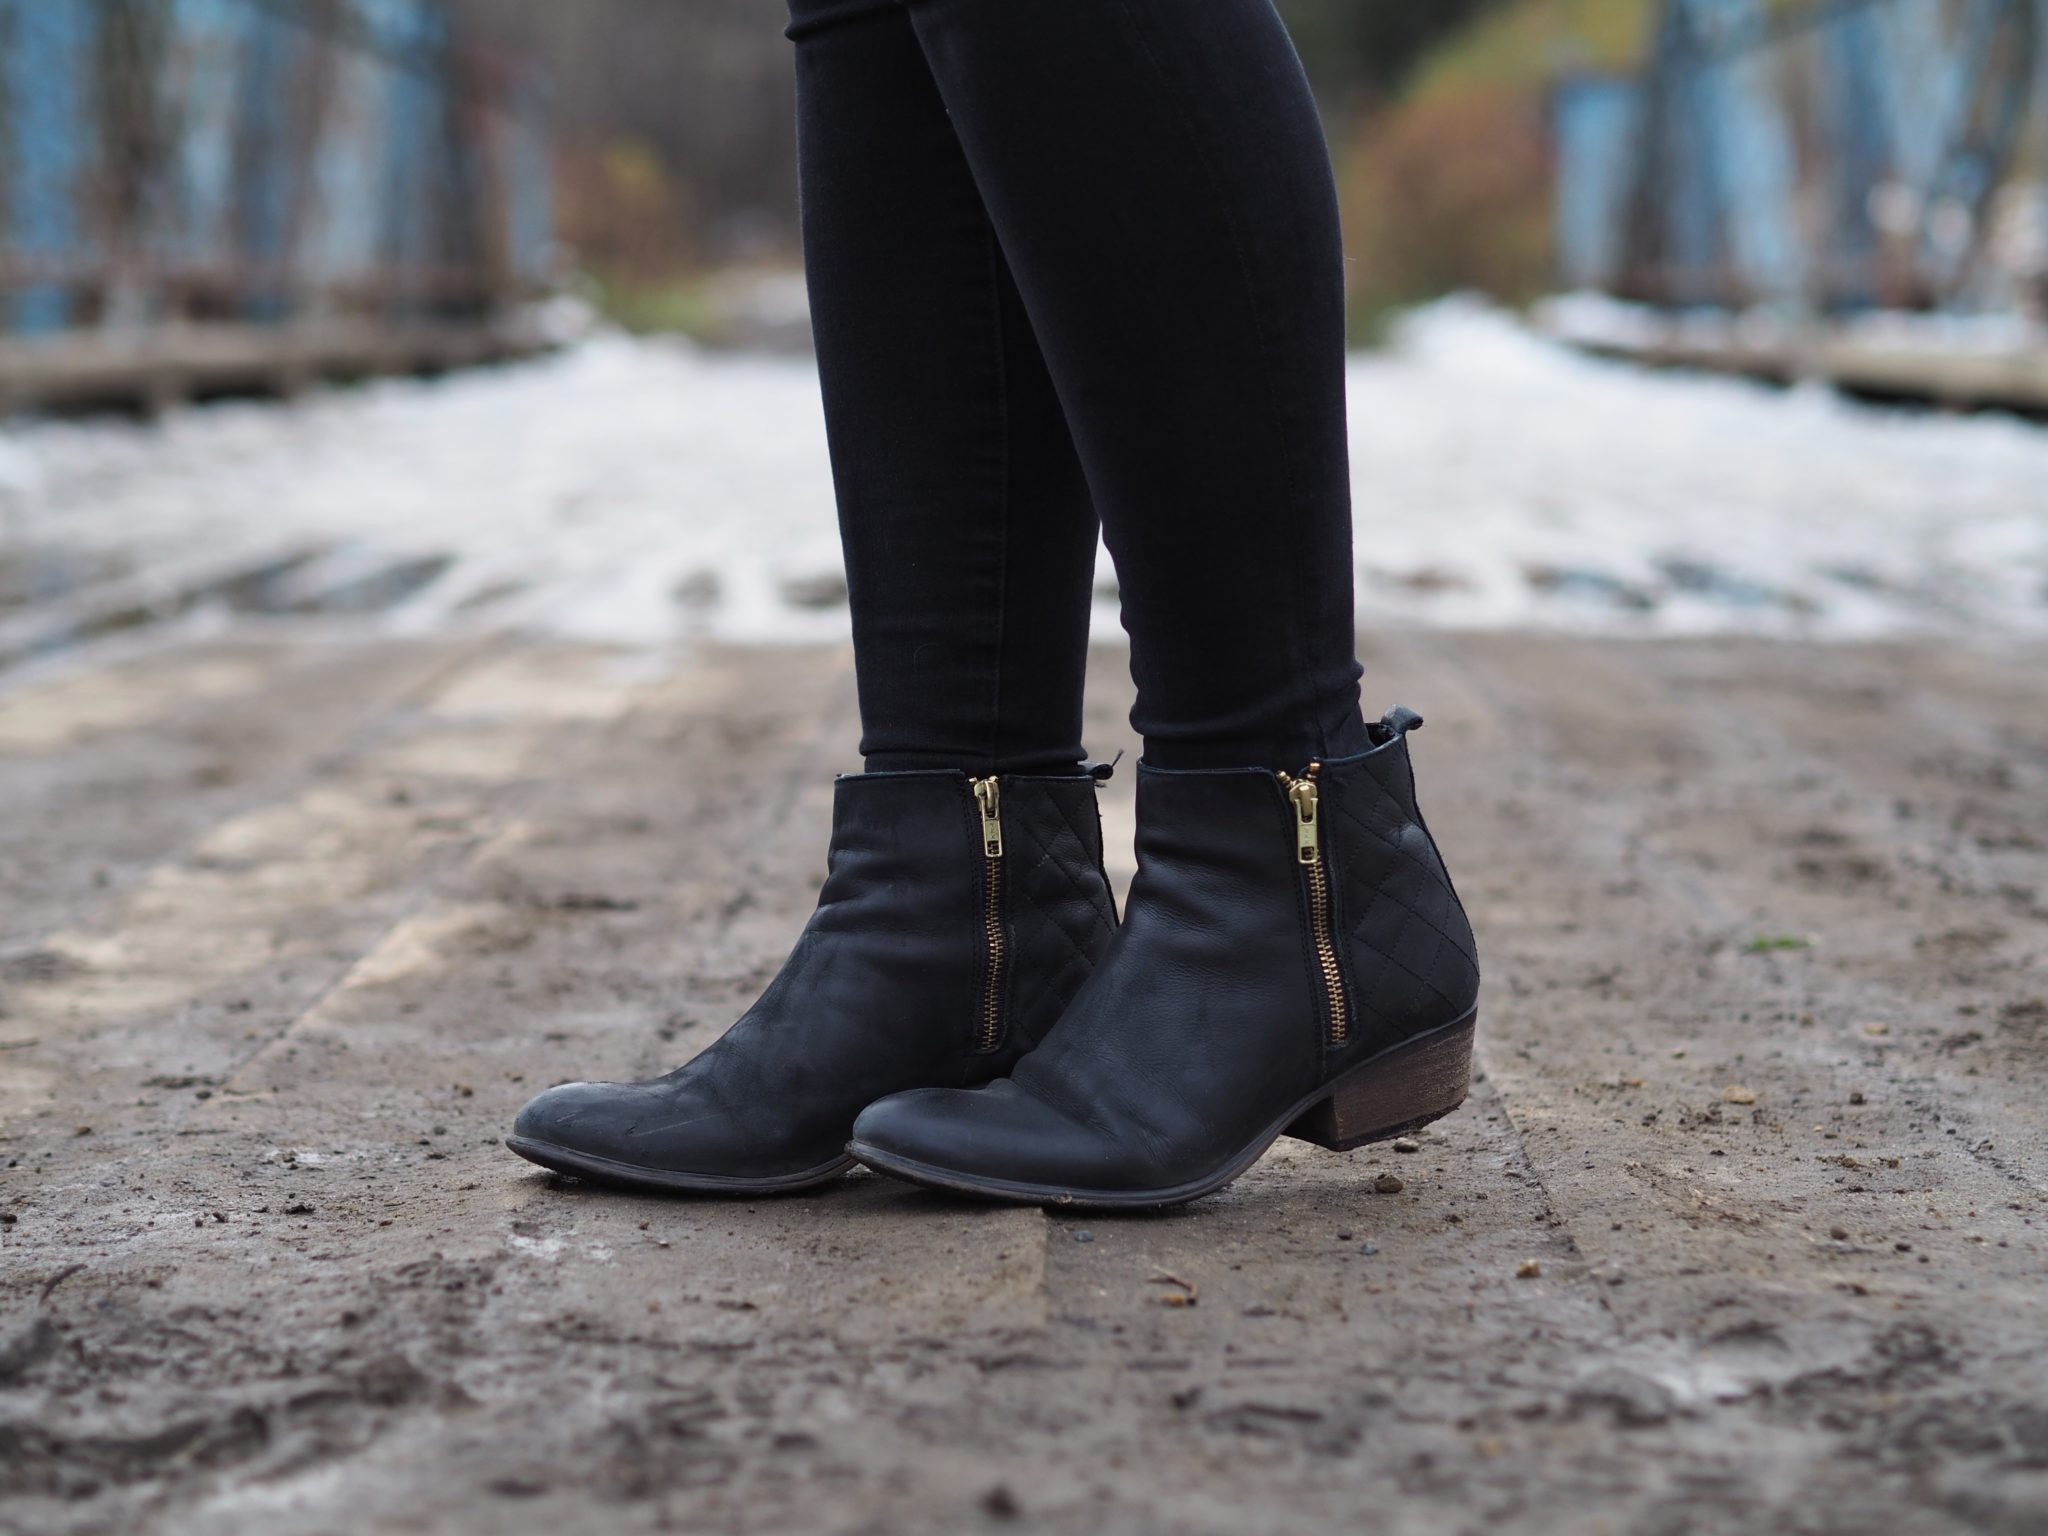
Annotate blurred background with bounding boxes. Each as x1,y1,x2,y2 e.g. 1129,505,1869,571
1,0,2045,661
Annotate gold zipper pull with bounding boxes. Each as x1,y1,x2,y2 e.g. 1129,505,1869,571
1283,766,1348,1045
1288,771,1320,865
973,776,1003,858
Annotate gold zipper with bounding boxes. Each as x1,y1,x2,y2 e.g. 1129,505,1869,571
1278,765,1348,1045
972,775,1005,1050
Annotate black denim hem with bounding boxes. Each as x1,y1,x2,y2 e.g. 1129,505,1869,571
785,0,905,41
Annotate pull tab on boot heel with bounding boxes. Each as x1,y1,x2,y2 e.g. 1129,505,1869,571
1286,1012,1477,1152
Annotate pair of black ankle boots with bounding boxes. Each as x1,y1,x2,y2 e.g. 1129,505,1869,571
506,708,1480,1209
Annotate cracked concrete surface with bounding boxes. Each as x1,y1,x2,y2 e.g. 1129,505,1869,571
2,631,2045,1535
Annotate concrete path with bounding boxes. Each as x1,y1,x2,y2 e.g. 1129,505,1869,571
1,631,2044,1535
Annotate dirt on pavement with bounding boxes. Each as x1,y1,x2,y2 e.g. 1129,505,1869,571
1,629,2045,1535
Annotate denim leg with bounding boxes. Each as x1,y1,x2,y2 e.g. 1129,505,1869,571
904,0,1368,771
788,0,1099,773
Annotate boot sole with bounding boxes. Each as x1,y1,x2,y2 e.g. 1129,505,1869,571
505,1136,854,1195
848,1010,1476,1211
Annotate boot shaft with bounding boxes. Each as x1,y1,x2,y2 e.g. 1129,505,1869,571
819,768,1118,1063
1311,710,1481,1060
1118,707,1479,1063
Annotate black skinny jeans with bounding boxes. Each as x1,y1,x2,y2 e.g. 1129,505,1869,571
787,0,1369,773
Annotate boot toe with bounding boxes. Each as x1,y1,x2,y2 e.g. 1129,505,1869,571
851,1081,1146,1199
511,1080,635,1159
509,1077,721,1174
509,1075,855,1189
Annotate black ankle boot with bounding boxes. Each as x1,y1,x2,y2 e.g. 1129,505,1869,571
507,768,1117,1193
849,709,1480,1208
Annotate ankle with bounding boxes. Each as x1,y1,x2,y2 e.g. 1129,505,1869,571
862,751,1089,776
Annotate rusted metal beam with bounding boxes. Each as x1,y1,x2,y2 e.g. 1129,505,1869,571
0,0,554,390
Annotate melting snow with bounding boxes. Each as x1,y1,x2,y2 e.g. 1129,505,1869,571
2,300,2043,655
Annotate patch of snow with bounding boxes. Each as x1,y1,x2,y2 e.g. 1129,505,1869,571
3,300,2044,652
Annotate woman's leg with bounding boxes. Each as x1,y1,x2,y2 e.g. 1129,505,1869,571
504,1,1124,1194
790,0,1100,774
850,1,1482,1207
902,0,1369,771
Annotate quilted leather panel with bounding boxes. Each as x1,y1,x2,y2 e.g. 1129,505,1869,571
1321,736,1480,1057
1000,775,1119,1051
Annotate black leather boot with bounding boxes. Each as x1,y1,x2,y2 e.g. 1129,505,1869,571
849,709,1479,1208
507,768,1117,1193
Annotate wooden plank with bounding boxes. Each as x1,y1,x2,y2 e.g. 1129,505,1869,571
0,315,555,415
4,634,2047,1536
1554,321,2048,413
